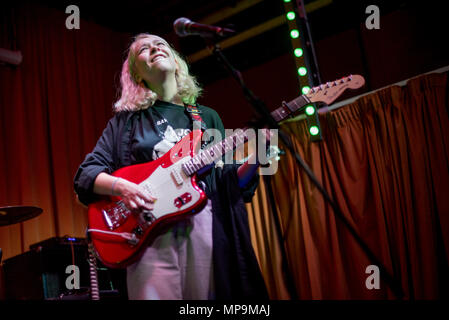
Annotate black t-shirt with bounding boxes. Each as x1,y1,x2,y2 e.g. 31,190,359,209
129,100,224,164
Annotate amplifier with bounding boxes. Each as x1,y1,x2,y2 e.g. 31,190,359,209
3,236,127,300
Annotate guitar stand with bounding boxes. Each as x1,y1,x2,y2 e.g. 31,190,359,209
206,40,405,300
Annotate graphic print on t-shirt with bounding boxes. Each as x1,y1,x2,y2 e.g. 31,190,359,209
152,125,191,160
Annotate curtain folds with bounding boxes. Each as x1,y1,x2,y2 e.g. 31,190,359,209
247,71,449,299
0,4,129,260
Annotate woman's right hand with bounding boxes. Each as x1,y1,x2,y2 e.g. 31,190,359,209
113,178,156,212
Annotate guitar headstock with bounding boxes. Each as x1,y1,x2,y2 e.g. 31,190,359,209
305,74,365,105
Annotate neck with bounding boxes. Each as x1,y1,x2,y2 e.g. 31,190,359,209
149,72,183,106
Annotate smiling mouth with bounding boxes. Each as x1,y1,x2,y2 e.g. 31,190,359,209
152,55,166,63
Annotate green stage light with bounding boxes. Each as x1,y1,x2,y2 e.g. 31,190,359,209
290,29,299,39
305,105,315,116
294,48,303,57
298,67,307,76
309,126,320,136
286,12,295,20
284,0,291,2
302,86,311,94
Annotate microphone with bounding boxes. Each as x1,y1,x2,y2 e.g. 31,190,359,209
173,17,235,38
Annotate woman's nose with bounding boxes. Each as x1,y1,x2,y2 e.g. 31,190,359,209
150,46,160,55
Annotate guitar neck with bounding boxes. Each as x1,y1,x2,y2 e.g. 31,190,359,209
181,74,366,176
270,94,311,122
181,94,311,176
181,129,247,176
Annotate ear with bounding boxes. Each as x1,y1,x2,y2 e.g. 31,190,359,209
175,60,180,76
136,76,149,89
140,79,150,89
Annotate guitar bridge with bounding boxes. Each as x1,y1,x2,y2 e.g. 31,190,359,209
103,201,131,230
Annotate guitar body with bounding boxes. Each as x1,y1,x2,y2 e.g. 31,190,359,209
88,130,207,268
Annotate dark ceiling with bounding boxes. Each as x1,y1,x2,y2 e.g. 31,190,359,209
34,0,419,86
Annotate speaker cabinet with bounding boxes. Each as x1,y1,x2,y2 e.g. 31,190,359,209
3,237,127,300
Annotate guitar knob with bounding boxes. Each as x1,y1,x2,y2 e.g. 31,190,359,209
142,210,155,223
133,226,143,236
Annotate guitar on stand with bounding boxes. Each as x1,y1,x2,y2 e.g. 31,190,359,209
87,75,365,268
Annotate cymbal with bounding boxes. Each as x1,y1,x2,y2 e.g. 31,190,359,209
0,206,43,226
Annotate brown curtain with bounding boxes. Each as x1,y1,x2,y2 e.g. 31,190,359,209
247,71,449,299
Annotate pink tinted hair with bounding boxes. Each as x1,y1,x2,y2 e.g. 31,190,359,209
114,33,202,112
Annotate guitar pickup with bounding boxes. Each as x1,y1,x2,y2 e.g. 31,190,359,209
174,192,192,208
171,169,184,186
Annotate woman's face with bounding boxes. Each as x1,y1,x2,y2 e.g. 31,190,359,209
133,35,178,86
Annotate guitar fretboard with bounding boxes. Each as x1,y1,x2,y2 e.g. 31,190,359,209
271,95,310,122
181,94,310,176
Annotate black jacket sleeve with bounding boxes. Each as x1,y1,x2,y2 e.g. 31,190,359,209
73,116,118,206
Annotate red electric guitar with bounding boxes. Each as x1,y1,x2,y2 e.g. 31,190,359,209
87,75,365,268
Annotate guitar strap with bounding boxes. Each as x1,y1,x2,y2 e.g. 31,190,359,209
184,105,214,182
185,105,207,132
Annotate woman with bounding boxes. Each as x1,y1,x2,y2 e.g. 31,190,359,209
74,34,268,300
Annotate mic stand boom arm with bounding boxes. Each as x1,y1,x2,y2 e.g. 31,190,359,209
208,42,404,299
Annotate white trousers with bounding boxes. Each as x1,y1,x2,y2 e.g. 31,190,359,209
126,200,214,300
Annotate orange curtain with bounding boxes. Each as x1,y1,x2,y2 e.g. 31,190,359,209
247,71,449,299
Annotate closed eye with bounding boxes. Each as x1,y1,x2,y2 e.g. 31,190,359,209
139,46,148,54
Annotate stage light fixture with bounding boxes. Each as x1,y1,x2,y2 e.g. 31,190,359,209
298,67,307,76
294,48,303,57
305,105,315,116
309,126,320,136
282,0,322,141
0,48,22,66
301,86,310,94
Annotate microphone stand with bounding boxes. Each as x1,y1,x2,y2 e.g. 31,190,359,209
206,40,404,299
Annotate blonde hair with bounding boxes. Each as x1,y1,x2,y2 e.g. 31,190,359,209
114,33,202,112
